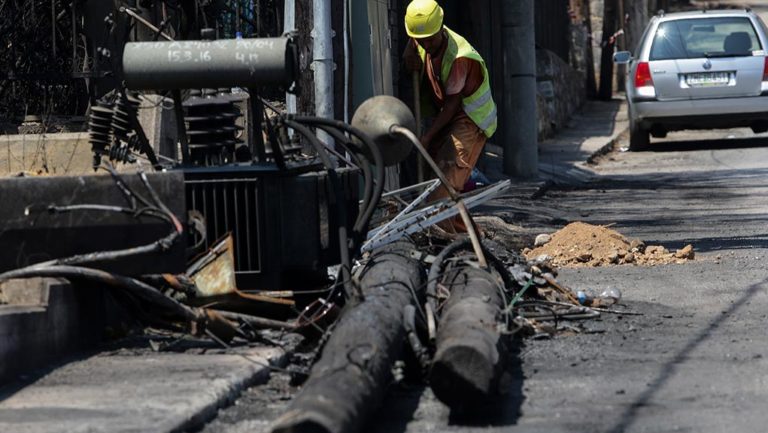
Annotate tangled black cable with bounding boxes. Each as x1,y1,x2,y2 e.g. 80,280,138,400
18,163,182,270
426,238,516,313
269,113,386,304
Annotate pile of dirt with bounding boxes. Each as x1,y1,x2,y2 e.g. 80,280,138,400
523,222,695,267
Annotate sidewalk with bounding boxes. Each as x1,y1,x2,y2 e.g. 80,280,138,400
0,345,285,433
538,98,628,184
481,98,628,188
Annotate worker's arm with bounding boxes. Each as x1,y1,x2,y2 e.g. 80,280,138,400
403,39,423,73
421,93,462,148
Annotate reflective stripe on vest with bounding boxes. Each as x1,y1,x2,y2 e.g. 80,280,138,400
417,26,497,138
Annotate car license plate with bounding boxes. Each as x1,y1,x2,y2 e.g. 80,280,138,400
685,72,730,87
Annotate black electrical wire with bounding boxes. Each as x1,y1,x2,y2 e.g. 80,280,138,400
35,230,180,269
291,116,385,240
426,238,516,313
293,116,384,231
307,123,373,237
258,102,380,240
404,304,430,372
25,167,182,269
0,265,200,322
283,118,357,301
46,204,171,222
138,171,183,233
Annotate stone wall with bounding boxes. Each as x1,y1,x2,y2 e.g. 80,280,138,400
536,48,587,139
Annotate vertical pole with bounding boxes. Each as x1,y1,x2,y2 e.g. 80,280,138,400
616,0,626,92
599,0,617,100
312,0,335,146
413,72,424,182
284,0,297,116
583,0,598,98
501,0,538,178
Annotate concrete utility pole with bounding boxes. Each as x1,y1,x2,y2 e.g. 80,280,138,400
501,0,538,178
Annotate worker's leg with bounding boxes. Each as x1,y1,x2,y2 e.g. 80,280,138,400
428,118,487,233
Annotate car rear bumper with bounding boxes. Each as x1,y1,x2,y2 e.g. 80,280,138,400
635,96,768,121
634,96,768,130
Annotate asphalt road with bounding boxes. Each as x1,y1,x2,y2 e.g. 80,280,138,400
201,129,768,433
362,140,768,433
211,3,768,432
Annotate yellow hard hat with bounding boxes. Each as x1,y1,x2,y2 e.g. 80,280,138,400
405,0,444,39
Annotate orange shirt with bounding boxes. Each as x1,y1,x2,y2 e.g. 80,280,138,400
424,37,484,117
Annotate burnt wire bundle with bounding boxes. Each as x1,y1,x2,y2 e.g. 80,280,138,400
261,99,386,303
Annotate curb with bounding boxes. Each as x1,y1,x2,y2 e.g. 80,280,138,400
173,349,288,433
586,126,630,165
532,124,630,199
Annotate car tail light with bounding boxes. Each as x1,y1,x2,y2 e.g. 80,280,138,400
635,62,654,88
763,57,768,82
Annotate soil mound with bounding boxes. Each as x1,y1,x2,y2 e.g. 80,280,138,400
524,222,694,267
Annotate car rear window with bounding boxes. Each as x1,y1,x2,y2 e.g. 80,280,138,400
650,17,763,60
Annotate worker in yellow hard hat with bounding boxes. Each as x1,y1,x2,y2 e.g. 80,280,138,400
403,0,497,233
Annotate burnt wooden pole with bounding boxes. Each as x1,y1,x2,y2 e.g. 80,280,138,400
429,260,509,409
270,241,425,433
598,0,617,100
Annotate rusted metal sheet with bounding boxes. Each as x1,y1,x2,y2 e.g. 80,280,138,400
186,234,295,306
187,234,238,297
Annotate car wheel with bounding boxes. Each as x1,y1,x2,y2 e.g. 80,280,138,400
628,108,649,151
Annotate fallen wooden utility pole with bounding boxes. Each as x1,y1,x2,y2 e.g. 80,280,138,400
270,240,424,433
429,255,510,410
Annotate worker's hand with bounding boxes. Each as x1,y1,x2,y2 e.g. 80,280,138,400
403,40,423,73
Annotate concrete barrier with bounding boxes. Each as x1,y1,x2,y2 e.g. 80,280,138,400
0,278,107,383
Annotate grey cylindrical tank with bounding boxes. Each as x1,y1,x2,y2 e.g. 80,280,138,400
351,95,416,166
122,37,297,90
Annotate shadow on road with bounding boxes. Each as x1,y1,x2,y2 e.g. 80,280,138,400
447,340,525,427
533,166,768,254
606,276,768,433
367,338,526,432
643,136,768,153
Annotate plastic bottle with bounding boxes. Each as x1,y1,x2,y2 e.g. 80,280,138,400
576,289,595,306
576,288,621,307
597,287,622,306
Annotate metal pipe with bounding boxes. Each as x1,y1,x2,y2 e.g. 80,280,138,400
312,0,335,145
122,37,297,90
413,71,425,182
284,0,297,117
390,125,488,268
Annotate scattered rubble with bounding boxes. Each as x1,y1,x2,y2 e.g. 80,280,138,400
524,221,695,267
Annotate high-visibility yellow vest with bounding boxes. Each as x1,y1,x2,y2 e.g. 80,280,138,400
416,26,498,138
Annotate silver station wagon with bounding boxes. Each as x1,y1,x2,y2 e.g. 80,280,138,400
614,9,768,150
